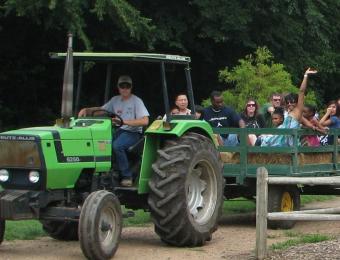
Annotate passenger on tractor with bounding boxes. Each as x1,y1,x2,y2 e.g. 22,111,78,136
320,102,340,145
240,98,265,145
78,75,149,187
163,93,191,120
259,68,317,147
201,90,245,146
300,104,325,147
319,100,338,145
259,93,283,128
171,93,191,115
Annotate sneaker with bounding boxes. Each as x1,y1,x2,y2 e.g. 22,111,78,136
120,177,133,187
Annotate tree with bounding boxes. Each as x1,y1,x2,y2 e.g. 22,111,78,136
203,47,317,112
0,0,155,50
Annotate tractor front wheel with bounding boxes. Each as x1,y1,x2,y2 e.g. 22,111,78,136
148,132,223,246
79,190,122,260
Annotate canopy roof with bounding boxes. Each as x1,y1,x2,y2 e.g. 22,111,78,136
50,52,191,64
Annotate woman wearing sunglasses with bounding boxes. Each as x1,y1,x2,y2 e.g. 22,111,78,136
241,98,265,145
241,99,265,129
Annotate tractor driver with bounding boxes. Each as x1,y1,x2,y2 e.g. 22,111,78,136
78,75,149,187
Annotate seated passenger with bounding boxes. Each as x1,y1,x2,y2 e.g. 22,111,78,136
260,68,317,147
172,93,191,115
78,75,149,187
259,93,282,128
255,107,284,146
300,104,325,147
240,98,265,145
320,102,340,145
163,93,191,120
202,91,245,146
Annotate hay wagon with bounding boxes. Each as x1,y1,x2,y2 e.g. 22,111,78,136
216,127,340,229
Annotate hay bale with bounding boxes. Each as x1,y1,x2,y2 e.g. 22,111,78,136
301,153,332,164
220,152,234,163
219,151,335,165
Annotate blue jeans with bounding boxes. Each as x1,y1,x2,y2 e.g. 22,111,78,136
113,129,141,178
222,134,239,146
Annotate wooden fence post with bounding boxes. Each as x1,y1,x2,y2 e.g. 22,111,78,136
256,167,268,260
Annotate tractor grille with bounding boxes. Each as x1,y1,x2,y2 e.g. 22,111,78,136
0,139,42,168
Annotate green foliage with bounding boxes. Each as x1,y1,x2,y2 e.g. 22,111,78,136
0,0,155,50
213,47,317,112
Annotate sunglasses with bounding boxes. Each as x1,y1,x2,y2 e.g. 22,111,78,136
247,103,256,107
119,83,132,89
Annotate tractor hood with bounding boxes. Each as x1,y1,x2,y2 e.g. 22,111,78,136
0,126,93,169
0,126,93,140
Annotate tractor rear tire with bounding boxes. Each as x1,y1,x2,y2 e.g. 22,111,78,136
0,219,5,244
79,190,122,260
148,132,223,247
268,185,300,229
41,220,78,241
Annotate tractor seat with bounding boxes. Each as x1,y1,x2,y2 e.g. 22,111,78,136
127,137,145,155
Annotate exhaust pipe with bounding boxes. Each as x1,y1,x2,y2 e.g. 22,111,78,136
60,33,74,127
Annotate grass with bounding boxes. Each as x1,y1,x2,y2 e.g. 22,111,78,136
4,220,46,241
222,198,256,214
283,230,301,237
270,233,332,250
1,195,337,241
122,207,151,227
301,195,335,206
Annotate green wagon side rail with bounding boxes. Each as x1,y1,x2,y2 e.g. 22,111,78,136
214,128,340,184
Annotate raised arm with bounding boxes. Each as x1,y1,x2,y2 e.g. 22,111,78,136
292,68,317,120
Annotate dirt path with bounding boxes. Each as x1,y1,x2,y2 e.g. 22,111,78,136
1,198,340,260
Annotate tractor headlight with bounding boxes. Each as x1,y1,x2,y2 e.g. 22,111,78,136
28,170,40,183
0,169,9,182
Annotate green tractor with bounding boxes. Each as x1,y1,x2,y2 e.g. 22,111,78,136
0,36,223,259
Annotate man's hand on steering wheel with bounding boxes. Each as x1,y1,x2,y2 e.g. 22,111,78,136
79,108,124,127
111,116,124,127
101,110,124,127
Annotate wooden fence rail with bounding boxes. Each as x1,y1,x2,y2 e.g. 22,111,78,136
255,167,340,259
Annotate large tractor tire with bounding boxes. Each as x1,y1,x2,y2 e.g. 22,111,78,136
268,185,300,229
0,219,5,244
41,220,78,241
79,190,122,260
148,132,224,247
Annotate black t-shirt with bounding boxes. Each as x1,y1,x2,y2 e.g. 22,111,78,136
202,106,241,138
240,113,265,129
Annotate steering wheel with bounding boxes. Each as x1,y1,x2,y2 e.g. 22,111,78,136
90,109,124,128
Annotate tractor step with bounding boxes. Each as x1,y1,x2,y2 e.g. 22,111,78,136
114,186,138,192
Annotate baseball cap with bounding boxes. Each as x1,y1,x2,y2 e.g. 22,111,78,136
117,75,132,86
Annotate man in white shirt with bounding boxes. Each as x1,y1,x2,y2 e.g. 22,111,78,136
78,75,149,187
